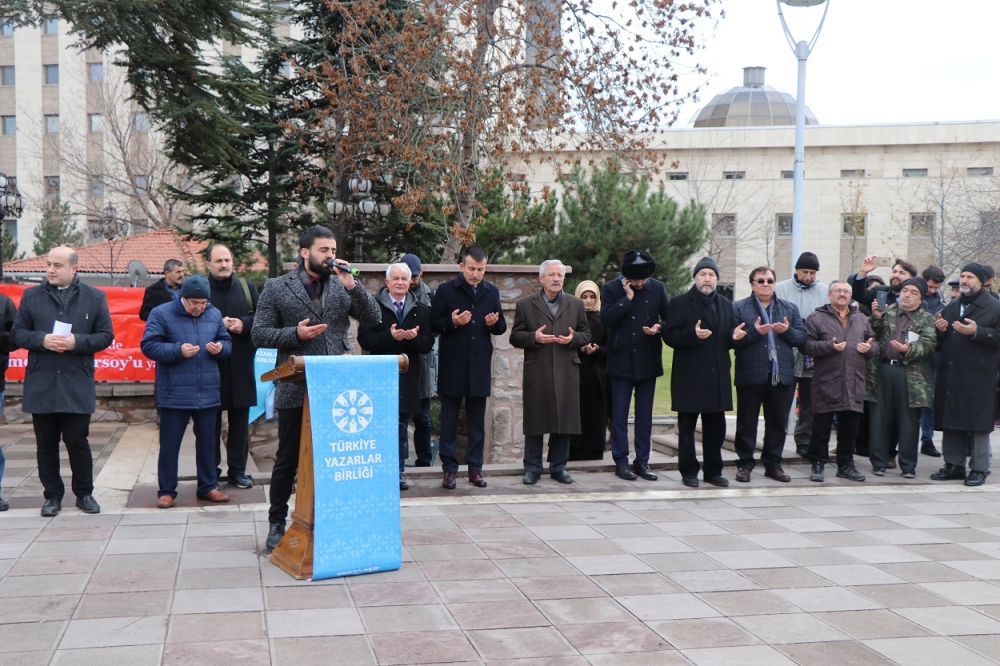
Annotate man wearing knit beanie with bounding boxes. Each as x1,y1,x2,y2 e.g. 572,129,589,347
776,252,828,458
931,264,1000,486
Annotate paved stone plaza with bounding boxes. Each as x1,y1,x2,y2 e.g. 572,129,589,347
5,425,1000,664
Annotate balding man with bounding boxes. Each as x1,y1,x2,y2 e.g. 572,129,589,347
207,244,259,490
11,247,114,516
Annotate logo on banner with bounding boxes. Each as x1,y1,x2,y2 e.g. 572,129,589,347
332,389,373,433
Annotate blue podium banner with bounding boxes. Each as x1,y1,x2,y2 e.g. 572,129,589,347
304,355,402,580
248,347,278,425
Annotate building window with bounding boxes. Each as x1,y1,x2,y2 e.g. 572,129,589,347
668,172,688,181
781,171,793,179
43,17,58,34
723,171,745,180
1,20,13,36
89,114,103,133
903,168,928,178
91,177,104,197
3,220,16,241
44,115,59,134
777,214,792,236
1,116,14,135
713,213,736,237
132,219,149,234
135,175,149,196
89,63,104,82
909,212,934,236
133,113,149,131
841,169,865,178
44,176,59,197
842,213,866,238
43,64,58,85
968,167,994,177
1,67,14,86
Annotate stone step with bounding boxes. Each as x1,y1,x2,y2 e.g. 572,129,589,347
649,433,743,462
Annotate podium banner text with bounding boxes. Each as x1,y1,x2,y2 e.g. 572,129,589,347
304,355,402,580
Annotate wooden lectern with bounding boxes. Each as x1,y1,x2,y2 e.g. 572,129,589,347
261,353,409,579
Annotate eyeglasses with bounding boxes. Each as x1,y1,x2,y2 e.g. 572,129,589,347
185,300,208,309
753,278,775,285
831,288,851,294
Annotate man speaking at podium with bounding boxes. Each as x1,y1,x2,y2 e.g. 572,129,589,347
252,226,381,551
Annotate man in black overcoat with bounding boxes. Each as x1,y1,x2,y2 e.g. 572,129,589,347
663,256,743,488
207,244,259,489
601,250,670,481
931,262,1000,486
430,247,507,490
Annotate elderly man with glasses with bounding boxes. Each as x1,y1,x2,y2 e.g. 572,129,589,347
731,266,806,483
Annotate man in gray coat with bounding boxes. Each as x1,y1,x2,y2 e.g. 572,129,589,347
509,260,590,485
11,246,114,516
251,226,381,550
775,252,828,457
401,253,436,467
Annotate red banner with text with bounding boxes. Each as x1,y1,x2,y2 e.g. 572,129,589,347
0,284,153,382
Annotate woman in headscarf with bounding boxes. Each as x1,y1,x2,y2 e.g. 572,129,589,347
569,280,609,460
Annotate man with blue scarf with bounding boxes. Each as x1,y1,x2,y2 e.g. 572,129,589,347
732,266,806,483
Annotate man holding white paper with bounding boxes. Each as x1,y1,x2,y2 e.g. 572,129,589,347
866,277,937,478
11,246,114,517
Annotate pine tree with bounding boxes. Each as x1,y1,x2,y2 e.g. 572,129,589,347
32,198,84,256
526,163,709,293
2,225,24,262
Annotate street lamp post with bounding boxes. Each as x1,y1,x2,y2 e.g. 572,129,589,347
0,173,24,281
98,204,130,284
326,176,392,262
776,0,829,274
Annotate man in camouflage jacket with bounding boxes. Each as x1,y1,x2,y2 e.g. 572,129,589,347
865,277,937,477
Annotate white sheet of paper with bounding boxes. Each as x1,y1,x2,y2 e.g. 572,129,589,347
52,321,72,336
907,331,919,343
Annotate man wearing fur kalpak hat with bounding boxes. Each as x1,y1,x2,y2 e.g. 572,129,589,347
601,250,670,481
664,256,746,487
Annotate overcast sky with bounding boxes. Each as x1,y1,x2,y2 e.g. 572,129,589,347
677,0,1000,127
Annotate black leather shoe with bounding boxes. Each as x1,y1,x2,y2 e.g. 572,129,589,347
550,471,574,484
632,464,658,481
41,499,61,517
795,445,809,458
735,467,751,483
615,465,637,481
75,495,101,514
228,473,254,489
930,463,967,481
706,475,729,487
399,474,410,491
468,471,488,488
0,497,8,511
965,470,990,487
523,471,541,485
442,472,457,490
682,477,699,488
921,440,942,457
266,522,285,550
765,467,791,483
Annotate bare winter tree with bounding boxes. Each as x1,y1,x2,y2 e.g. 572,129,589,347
292,0,721,262
890,156,1000,276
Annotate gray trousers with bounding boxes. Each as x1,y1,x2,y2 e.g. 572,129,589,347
791,377,813,449
870,364,921,473
524,434,570,474
942,429,991,473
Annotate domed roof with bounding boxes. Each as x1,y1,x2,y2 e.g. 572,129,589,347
691,67,819,128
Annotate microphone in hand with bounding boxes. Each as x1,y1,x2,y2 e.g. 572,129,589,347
324,258,360,276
